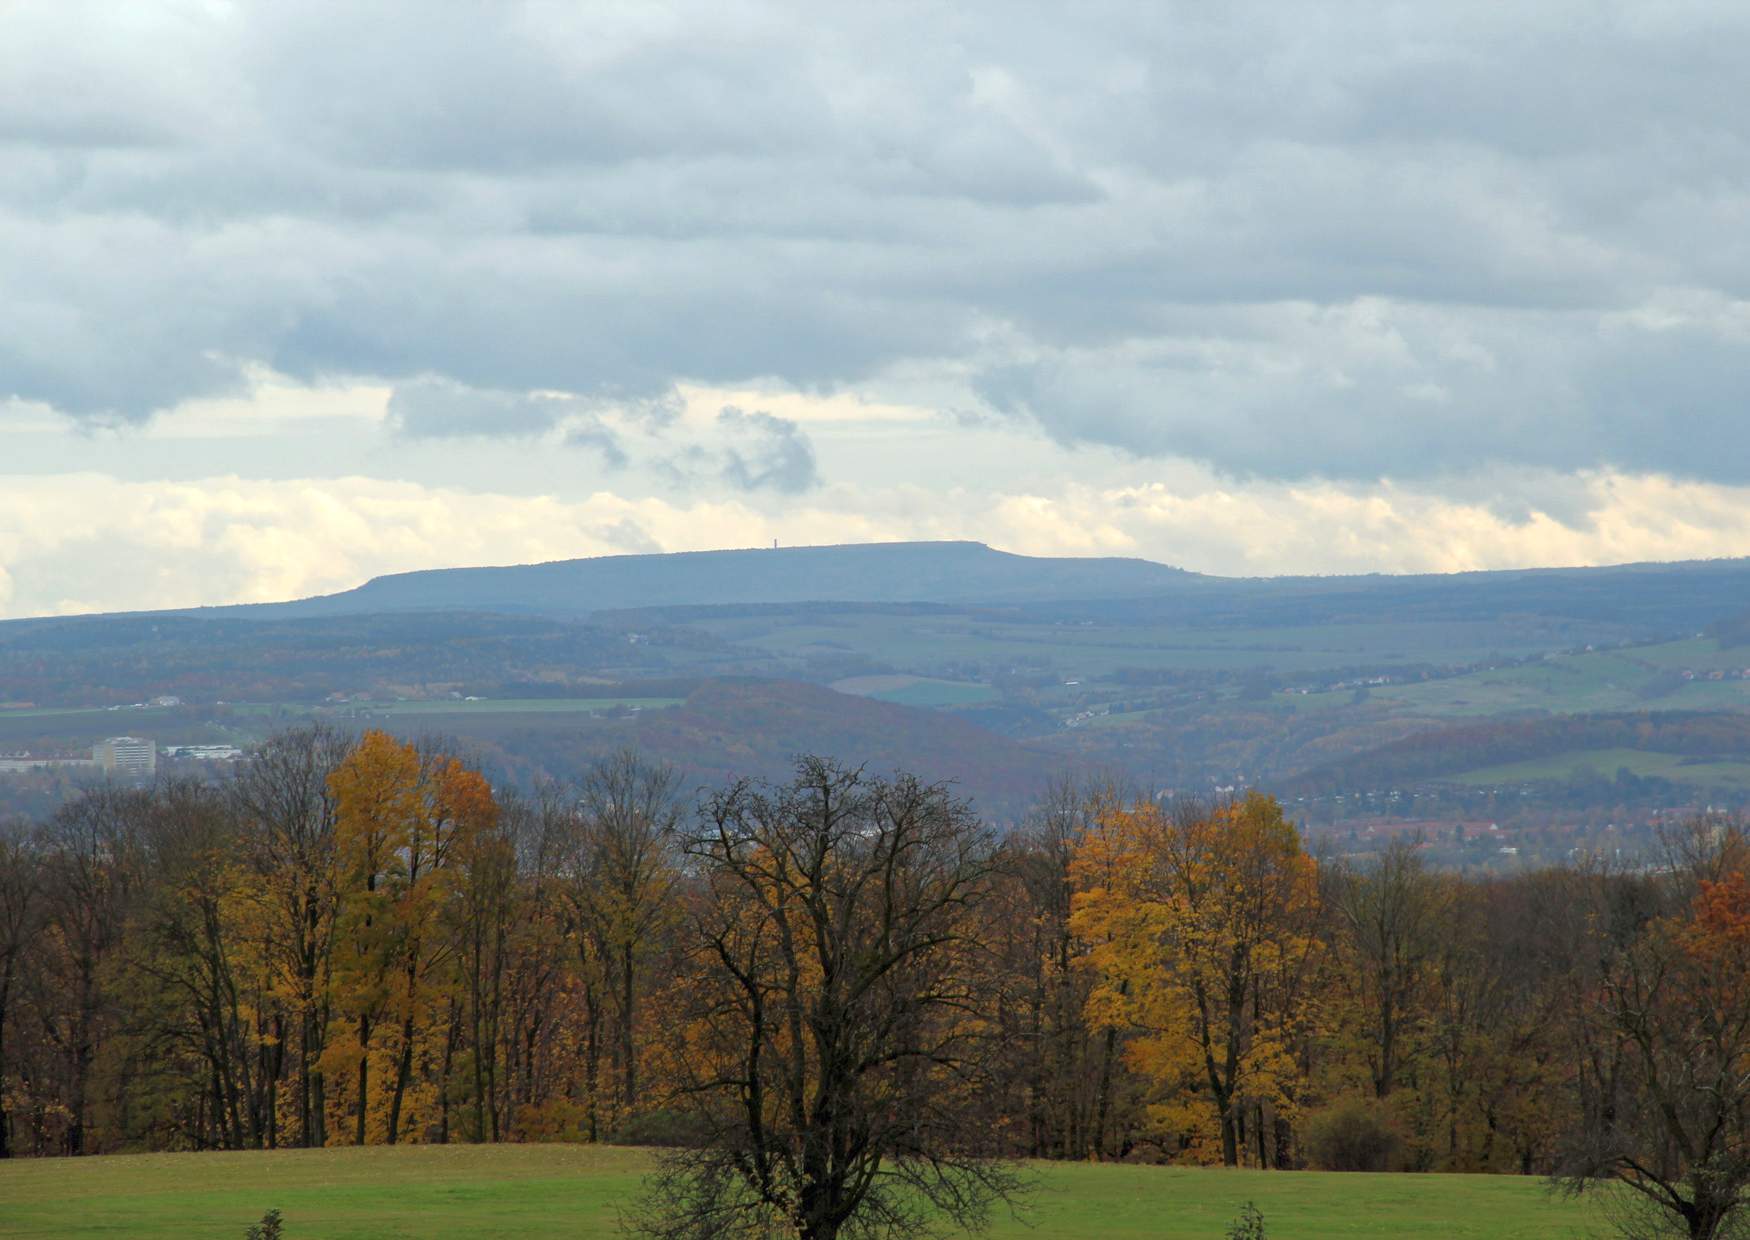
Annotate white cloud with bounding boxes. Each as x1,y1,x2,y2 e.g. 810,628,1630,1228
2,468,1747,620
4,3,1750,612
981,473,1750,575
1,2,1747,484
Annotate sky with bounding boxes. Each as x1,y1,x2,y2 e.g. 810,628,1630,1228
4,1,1750,619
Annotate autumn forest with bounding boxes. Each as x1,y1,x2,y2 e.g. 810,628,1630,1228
1,727,1747,1235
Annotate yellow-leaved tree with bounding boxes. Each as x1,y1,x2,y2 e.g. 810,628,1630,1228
325,731,496,1144
1070,792,1321,1166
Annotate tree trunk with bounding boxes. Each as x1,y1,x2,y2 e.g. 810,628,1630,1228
310,976,330,1148
311,1065,327,1149
621,943,637,1111
267,1012,283,1149
1218,1103,1239,1168
67,954,97,1157
1376,987,1396,1098
1091,1023,1118,1159
355,1014,370,1145
486,911,507,1141
472,984,487,1143
387,1011,415,1144
68,1033,91,1155
0,967,12,1159
301,884,325,1147
439,1001,459,1144
585,997,601,1143
210,1054,230,1149
297,1014,311,1147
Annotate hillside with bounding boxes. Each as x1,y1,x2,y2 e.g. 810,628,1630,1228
7,540,1750,634
0,677,1064,821
404,678,1068,820
1284,710,1750,787
5,541,1750,834
190,541,1199,619
177,544,1750,630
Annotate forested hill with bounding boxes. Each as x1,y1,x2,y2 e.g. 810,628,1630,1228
185,540,1200,619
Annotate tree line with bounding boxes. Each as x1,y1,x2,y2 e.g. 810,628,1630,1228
0,726,1746,1238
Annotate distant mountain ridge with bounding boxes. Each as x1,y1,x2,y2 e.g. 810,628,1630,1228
5,539,1750,630
182,540,1201,620
182,540,1750,628
3,539,1749,827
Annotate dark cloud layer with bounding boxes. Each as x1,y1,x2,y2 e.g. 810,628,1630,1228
3,2,1748,485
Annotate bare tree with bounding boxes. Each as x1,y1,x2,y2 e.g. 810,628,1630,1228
1559,817,1750,1240
577,750,681,1117
489,786,571,1141
229,725,349,1148
124,779,273,1149
32,787,143,1154
998,775,1124,1160
454,784,569,1143
1328,836,1447,1100
0,829,42,1158
630,757,1023,1240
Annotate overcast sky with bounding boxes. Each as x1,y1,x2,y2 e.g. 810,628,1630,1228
4,1,1749,618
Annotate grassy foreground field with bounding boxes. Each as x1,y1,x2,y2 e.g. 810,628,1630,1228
0,1144,1610,1239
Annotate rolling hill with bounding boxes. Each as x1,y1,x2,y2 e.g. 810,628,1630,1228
5,539,1749,634
184,541,1198,619
4,540,1750,832
476,678,1069,818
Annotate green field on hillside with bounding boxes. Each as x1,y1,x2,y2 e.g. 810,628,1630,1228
1291,640,1750,720
702,612,1588,679
0,1144,1611,1239
832,675,998,707
1449,747,1750,789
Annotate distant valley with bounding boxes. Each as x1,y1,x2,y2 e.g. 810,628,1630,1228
4,540,1749,861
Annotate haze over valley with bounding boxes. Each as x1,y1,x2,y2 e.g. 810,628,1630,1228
5,540,1747,863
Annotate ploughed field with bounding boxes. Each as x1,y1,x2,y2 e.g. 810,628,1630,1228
0,1144,1608,1238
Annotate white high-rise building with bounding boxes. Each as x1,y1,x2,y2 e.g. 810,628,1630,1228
94,736,156,777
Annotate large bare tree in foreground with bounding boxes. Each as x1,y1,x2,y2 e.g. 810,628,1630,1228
630,758,1021,1240
1560,819,1750,1240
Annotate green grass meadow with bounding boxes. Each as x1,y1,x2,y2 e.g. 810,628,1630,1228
0,1145,1611,1239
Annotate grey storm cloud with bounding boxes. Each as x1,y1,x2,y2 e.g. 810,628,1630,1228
3,2,1750,485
